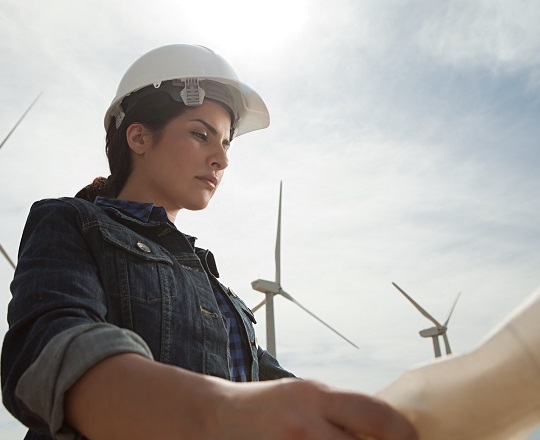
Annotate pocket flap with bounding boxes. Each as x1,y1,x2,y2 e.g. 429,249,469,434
100,225,174,265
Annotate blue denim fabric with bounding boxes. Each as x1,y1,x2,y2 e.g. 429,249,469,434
97,197,253,382
1,197,293,439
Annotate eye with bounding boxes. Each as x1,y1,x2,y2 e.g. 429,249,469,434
193,132,208,141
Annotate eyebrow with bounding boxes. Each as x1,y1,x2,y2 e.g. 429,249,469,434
191,118,217,136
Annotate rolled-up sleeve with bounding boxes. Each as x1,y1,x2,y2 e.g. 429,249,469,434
1,199,152,439
16,323,153,439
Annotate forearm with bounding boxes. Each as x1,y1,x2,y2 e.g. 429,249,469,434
65,353,227,440
65,352,417,440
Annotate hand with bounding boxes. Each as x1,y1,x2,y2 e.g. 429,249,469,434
211,378,418,440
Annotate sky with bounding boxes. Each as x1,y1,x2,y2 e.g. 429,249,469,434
1,0,540,437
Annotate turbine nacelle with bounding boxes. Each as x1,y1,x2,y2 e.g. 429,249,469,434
251,279,280,295
419,326,447,338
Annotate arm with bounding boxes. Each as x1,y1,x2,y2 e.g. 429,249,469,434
3,199,416,439
1,199,153,436
66,353,417,440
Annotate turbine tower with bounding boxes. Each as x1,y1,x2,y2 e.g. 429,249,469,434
251,182,359,357
0,93,42,270
392,282,460,358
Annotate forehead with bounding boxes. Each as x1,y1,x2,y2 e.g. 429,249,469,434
182,99,232,124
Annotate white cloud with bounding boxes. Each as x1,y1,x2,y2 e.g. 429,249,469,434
413,0,540,83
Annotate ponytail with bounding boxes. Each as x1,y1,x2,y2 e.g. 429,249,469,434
74,177,114,202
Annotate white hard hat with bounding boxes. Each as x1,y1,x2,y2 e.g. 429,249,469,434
104,44,269,137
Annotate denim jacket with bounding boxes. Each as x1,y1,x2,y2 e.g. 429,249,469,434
1,197,293,439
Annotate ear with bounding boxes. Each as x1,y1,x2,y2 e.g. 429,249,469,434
126,123,152,155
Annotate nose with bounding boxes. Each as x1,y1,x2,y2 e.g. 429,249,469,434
209,143,229,170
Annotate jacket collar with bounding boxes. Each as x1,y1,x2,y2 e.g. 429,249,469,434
94,196,169,224
93,196,199,254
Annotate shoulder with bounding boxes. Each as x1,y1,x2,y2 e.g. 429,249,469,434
26,197,108,231
30,197,98,211
30,197,105,215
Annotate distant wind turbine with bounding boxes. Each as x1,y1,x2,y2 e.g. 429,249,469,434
392,282,460,358
251,181,359,357
0,92,42,269
0,92,42,151
0,244,16,270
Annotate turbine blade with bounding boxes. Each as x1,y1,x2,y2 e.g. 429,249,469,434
0,242,16,269
444,291,461,327
0,92,42,151
251,299,266,313
275,181,282,286
279,289,359,349
442,332,452,355
392,282,443,327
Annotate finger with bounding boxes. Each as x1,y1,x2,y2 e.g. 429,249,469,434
326,391,418,440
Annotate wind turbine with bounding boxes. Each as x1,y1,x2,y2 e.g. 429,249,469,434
251,182,359,357
0,245,16,270
0,92,42,269
392,282,460,358
0,93,42,151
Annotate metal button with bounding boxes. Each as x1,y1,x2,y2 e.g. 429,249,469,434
136,241,151,253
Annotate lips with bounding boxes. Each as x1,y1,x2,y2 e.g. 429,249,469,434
196,174,218,188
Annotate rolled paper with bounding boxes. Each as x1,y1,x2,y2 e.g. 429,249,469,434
376,286,540,440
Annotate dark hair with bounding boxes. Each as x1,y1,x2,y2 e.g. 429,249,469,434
75,92,187,201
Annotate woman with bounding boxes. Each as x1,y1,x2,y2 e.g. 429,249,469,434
1,44,417,440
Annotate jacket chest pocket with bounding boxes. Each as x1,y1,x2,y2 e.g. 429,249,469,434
99,226,176,303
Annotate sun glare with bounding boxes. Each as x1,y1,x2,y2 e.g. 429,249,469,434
183,0,308,53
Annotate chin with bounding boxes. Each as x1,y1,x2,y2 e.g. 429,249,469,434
184,199,212,211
